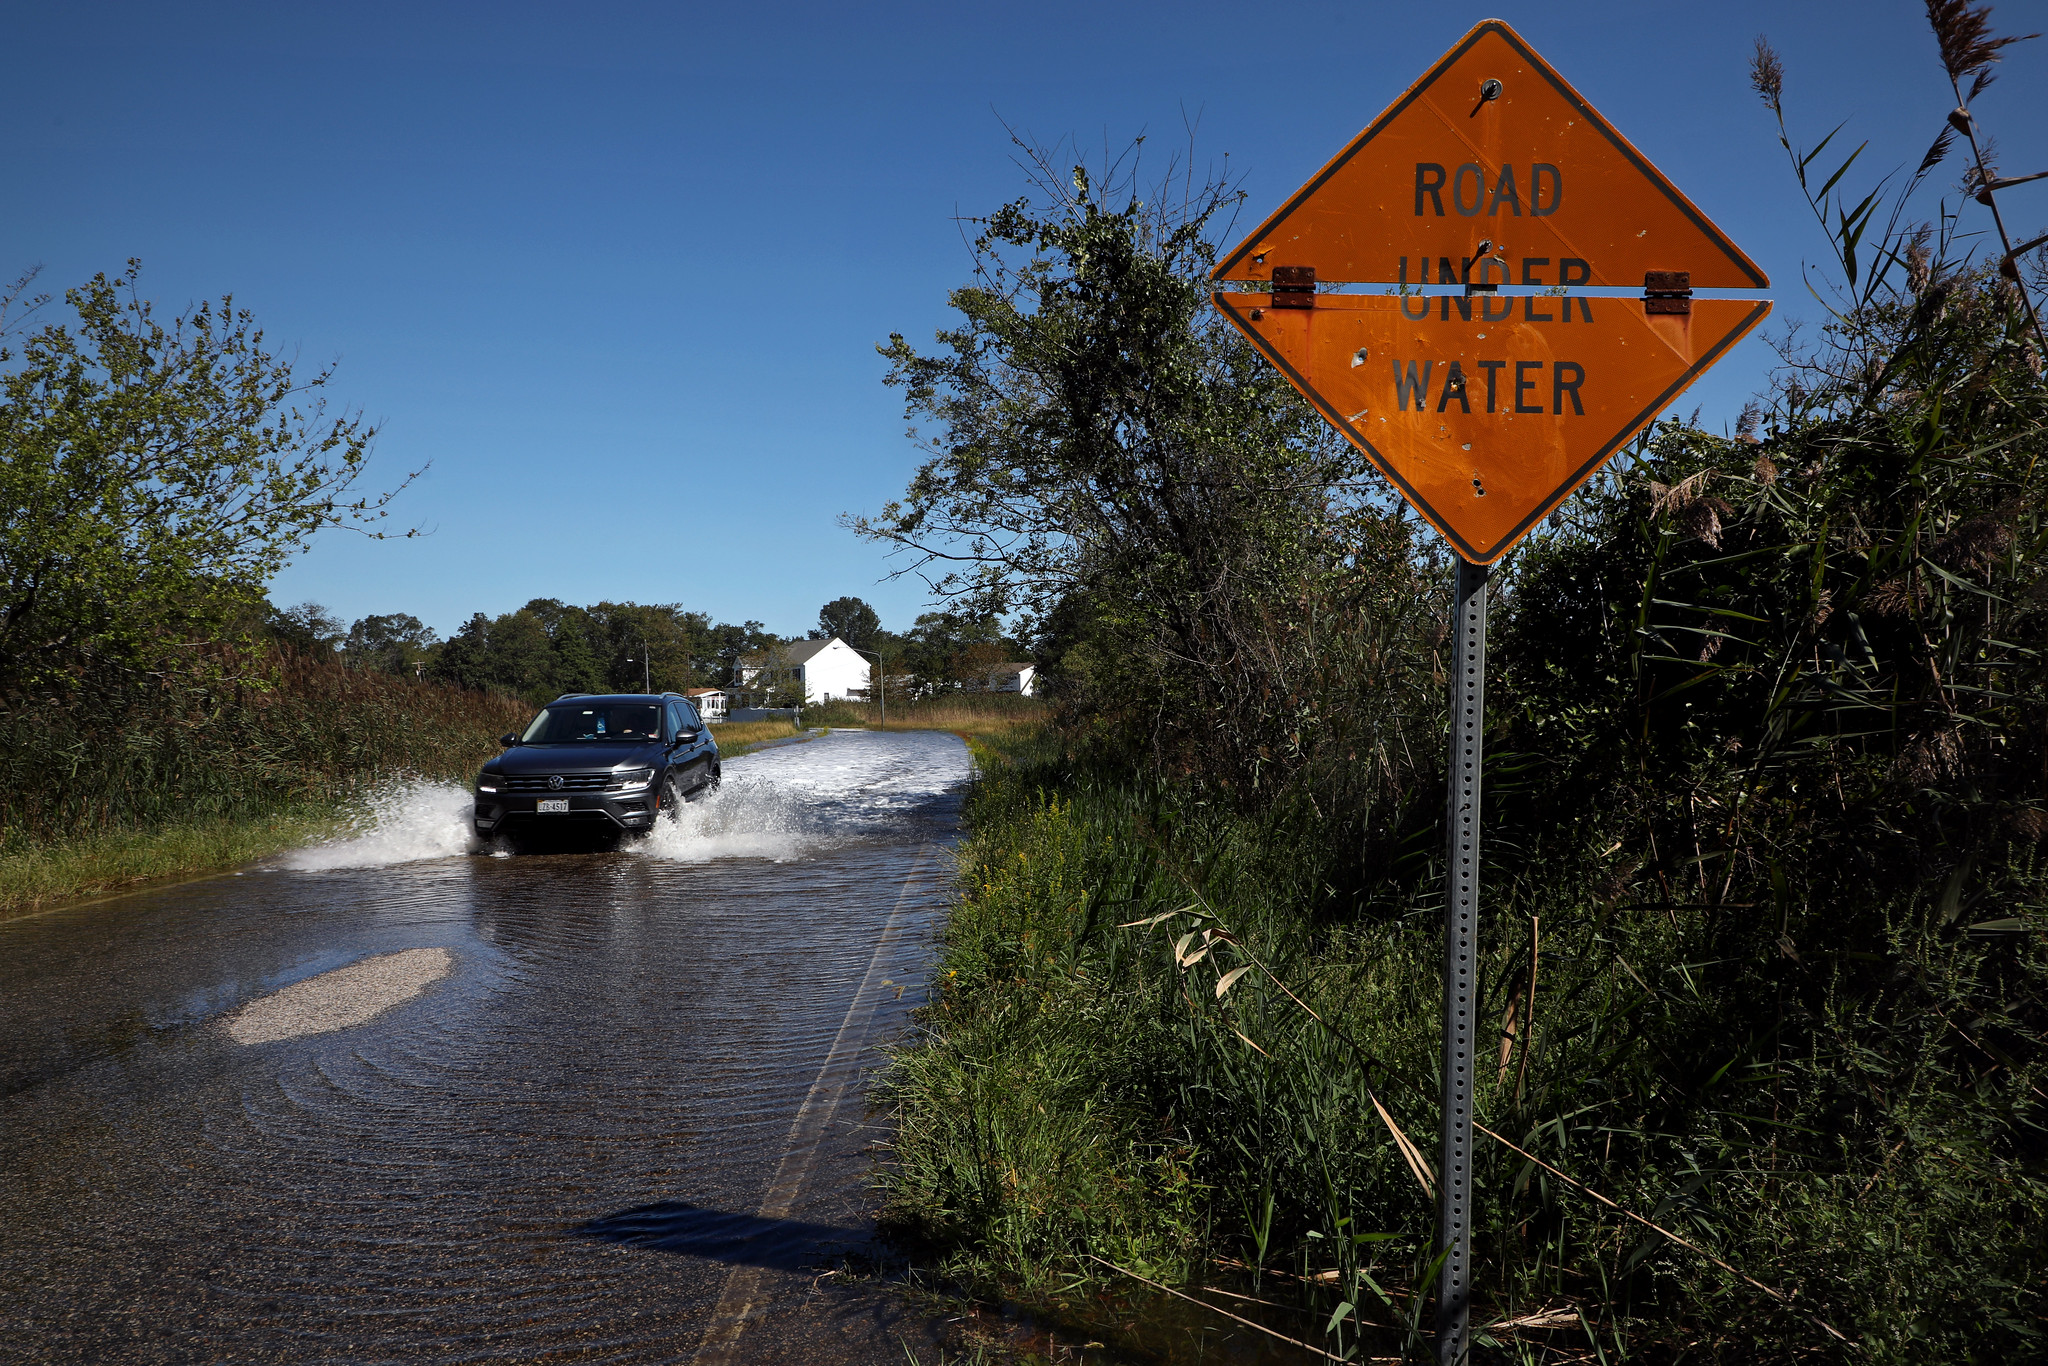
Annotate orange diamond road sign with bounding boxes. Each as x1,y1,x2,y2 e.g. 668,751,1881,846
1213,18,1770,563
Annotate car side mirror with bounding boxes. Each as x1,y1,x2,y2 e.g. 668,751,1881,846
675,727,702,744
499,732,519,747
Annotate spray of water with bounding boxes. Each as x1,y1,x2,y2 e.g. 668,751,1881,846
275,730,973,871
281,777,480,871
632,772,834,863
634,730,971,864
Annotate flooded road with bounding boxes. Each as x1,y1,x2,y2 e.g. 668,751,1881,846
0,729,970,1364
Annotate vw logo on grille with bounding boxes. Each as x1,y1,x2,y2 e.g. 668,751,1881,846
547,775,564,790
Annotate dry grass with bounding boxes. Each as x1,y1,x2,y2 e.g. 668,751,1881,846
815,695,1047,743
707,718,811,755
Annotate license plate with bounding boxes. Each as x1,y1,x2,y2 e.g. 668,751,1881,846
537,798,570,813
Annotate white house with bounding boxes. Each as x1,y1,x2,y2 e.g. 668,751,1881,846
738,637,870,705
685,687,728,721
990,662,1037,696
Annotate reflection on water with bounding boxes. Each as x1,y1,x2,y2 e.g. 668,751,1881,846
0,730,969,1364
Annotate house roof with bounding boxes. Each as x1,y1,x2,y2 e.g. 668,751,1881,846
992,662,1035,675
685,687,724,697
779,637,844,664
738,637,865,669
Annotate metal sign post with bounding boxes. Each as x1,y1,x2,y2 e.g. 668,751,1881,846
1205,21,1771,1364
1437,556,1486,1363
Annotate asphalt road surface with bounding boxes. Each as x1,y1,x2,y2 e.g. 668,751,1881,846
0,729,972,1364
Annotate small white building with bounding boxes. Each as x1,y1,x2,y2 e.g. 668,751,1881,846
738,637,871,705
685,687,728,720
990,662,1037,696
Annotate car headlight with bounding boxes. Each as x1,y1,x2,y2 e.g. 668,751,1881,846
477,771,503,793
610,767,655,791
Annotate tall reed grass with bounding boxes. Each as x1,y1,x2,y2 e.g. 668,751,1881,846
0,651,530,914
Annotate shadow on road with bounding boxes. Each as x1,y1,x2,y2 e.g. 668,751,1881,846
572,1200,871,1271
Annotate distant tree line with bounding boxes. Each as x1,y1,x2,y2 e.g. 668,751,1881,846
265,594,1032,705
264,598,774,704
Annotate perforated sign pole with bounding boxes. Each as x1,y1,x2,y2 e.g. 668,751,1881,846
1438,556,1486,1365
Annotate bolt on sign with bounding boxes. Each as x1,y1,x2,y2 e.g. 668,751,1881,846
1212,18,1771,564
1211,20,1770,1366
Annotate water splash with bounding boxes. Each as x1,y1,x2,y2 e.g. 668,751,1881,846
281,778,479,870
275,731,973,871
633,773,831,863
634,730,971,865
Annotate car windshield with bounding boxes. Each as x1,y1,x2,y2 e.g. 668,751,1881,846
521,703,662,743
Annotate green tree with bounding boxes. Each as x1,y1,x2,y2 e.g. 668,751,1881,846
815,596,882,650
514,598,604,697
486,610,557,700
264,600,343,656
429,598,765,702
589,601,712,693
855,141,1439,804
0,263,413,698
901,608,1012,690
343,612,438,675
430,612,500,693
706,619,776,686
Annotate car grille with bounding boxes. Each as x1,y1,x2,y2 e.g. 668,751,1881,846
504,774,612,792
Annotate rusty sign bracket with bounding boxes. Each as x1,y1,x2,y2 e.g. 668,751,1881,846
1271,265,1316,309
1644,270,1693,315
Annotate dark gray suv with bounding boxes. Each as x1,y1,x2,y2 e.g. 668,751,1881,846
472,692,720,840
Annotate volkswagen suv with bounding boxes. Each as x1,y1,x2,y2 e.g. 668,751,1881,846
472,693,720,841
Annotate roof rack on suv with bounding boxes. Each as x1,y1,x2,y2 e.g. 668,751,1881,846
553,693,590,701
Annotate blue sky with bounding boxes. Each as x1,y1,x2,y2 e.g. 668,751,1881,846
5,1,2043,639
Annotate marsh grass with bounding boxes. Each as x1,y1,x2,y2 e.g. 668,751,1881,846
0,651,529,916
803,694,1046,745
878,747,2048,1362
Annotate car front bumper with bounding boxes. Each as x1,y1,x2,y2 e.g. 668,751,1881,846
473,789,658,835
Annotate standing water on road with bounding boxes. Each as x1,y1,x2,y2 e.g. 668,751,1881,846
0,729,970,1364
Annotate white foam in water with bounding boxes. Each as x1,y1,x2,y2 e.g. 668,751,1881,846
282,777,480,870
277,731,971,871
634,729,971,864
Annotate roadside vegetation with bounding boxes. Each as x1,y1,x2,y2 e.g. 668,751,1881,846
0,649,527,917
867,12,2048,1362
0,263,531,916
